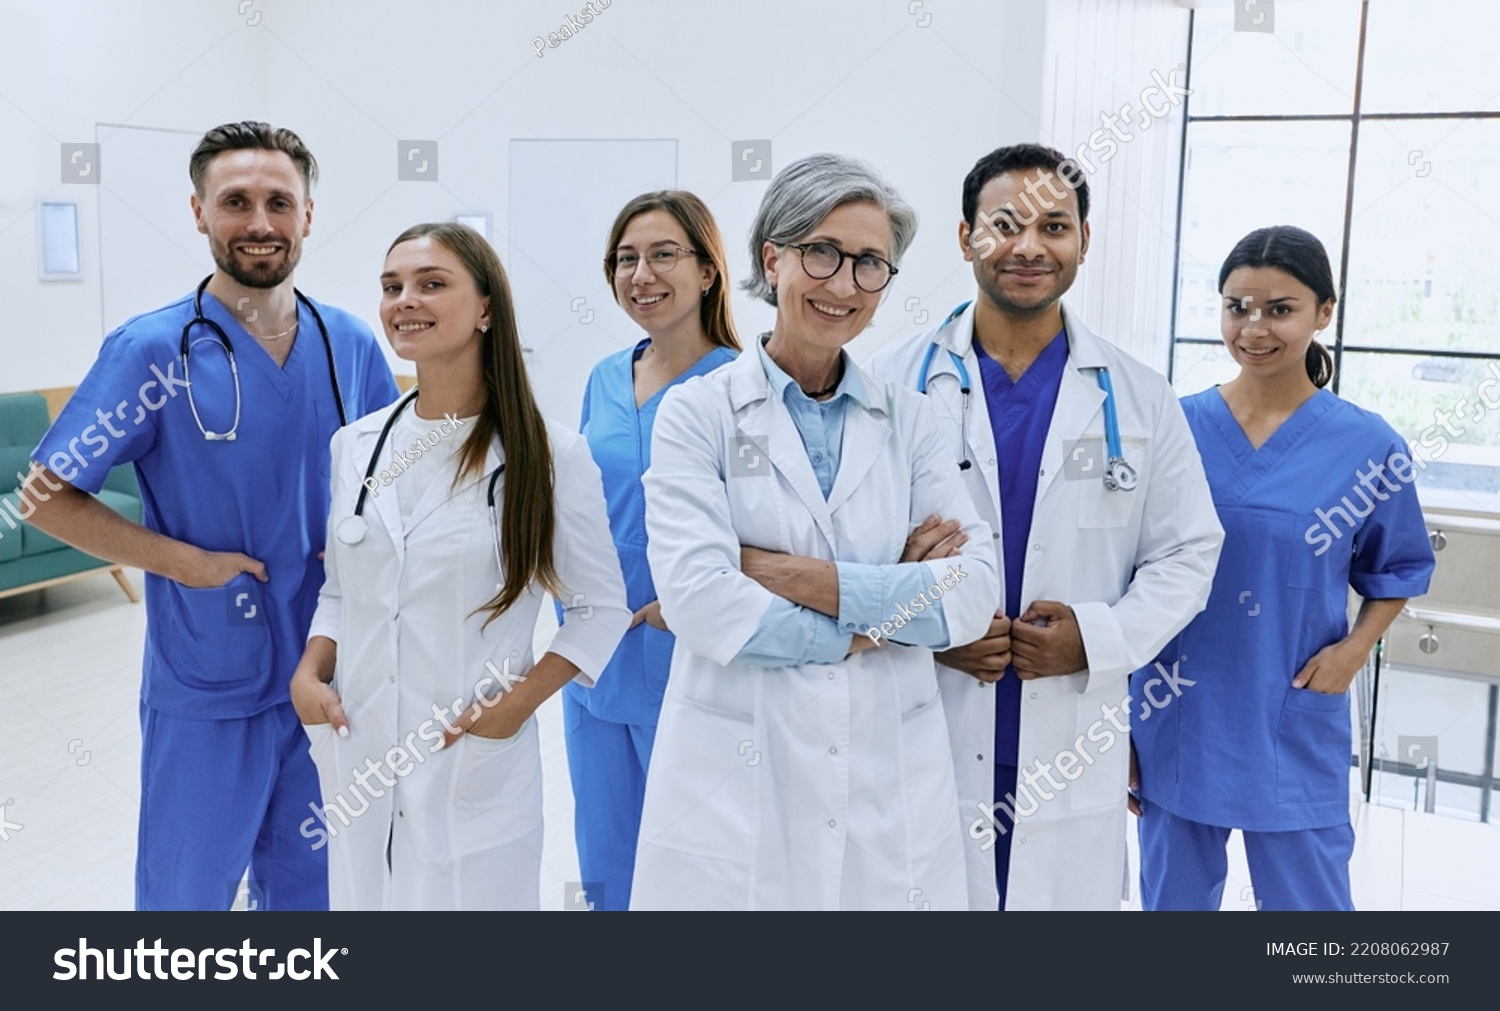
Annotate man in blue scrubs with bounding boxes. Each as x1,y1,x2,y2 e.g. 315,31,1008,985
24,122,398,910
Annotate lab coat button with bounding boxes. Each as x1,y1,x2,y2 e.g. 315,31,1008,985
991,531,999,539
827,671,836,680
828,819,837,828
977,754,984,761
829,746,838,755
1030,691,1038,700
1031,542,1041,551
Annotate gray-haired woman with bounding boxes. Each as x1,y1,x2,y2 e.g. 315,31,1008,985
630,154,1000,909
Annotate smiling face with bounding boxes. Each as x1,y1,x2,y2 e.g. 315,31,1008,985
960,169,1088,318
191,148,312,289
1220,265,1334,380
762,200,892,353
611,209,715,337
379,235,491,364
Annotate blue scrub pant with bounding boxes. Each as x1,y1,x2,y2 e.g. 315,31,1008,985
1137,807,1355,911
994,763,1018,910
563,692,656,912
137,700,328,910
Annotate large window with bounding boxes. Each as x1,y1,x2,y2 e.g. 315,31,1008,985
1170,0,1500,515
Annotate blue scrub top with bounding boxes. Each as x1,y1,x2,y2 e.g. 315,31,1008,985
564,339,737,726
33,289,399,719
973,329,1069,767
1132,387,1434,832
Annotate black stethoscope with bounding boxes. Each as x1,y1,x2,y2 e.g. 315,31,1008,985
180,275,348,441
334,390,505,576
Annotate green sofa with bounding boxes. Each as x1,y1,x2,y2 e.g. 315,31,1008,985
0,392,142,602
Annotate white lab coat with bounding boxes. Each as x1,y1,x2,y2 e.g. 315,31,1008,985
303,404,630,910
631,347,1002,910
867,302,1223,910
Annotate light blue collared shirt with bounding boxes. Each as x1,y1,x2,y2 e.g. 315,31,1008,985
734,336,951,666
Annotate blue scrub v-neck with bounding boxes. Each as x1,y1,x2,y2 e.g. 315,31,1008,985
564,338,737,725
973,328,1069,766
1132,385,1434,832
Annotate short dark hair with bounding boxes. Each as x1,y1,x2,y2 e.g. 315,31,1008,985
961,143,1089,227
189,121,318,196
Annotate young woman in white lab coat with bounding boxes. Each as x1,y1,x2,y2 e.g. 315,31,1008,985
289,222,630,910
630,155,1001,910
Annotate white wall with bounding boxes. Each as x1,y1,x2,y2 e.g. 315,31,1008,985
2,0,1195,416
1040,0,1192,373
0,0,1055,420
260,0,1048,420
0,0,267,391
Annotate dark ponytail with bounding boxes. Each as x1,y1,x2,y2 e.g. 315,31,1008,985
1304,341,1334,389
1218,225,1336,389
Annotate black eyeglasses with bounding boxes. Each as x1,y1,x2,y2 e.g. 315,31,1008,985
607,244,701,277
780,241,897,293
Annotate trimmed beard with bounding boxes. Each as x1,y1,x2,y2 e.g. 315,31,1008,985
210,240,300,290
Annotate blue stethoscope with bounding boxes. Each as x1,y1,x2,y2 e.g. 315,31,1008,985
180,275,348,441
916,302,1138,492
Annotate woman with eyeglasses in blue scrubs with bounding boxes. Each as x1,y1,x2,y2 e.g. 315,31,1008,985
562,192,739,911
1131,226,1435,911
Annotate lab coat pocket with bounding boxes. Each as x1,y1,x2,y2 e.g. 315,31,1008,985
1076,436,1147,530
1274,686,1351,806
171,574,273,687
302,721,337,760
300,723,343,824
449,719,542,859
1068,683,1134,811
639,693,757,864
898,686,960,860
640,624,676,700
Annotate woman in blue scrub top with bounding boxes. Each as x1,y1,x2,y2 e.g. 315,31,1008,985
565,192,739,910
1131,226,1435,911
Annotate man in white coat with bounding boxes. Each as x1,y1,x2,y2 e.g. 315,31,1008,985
868,143,1223,910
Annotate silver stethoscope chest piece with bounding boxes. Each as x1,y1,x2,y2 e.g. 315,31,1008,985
335,515,369,545
1103,457,1139,492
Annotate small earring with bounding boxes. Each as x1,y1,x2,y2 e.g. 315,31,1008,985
480,323,490,332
